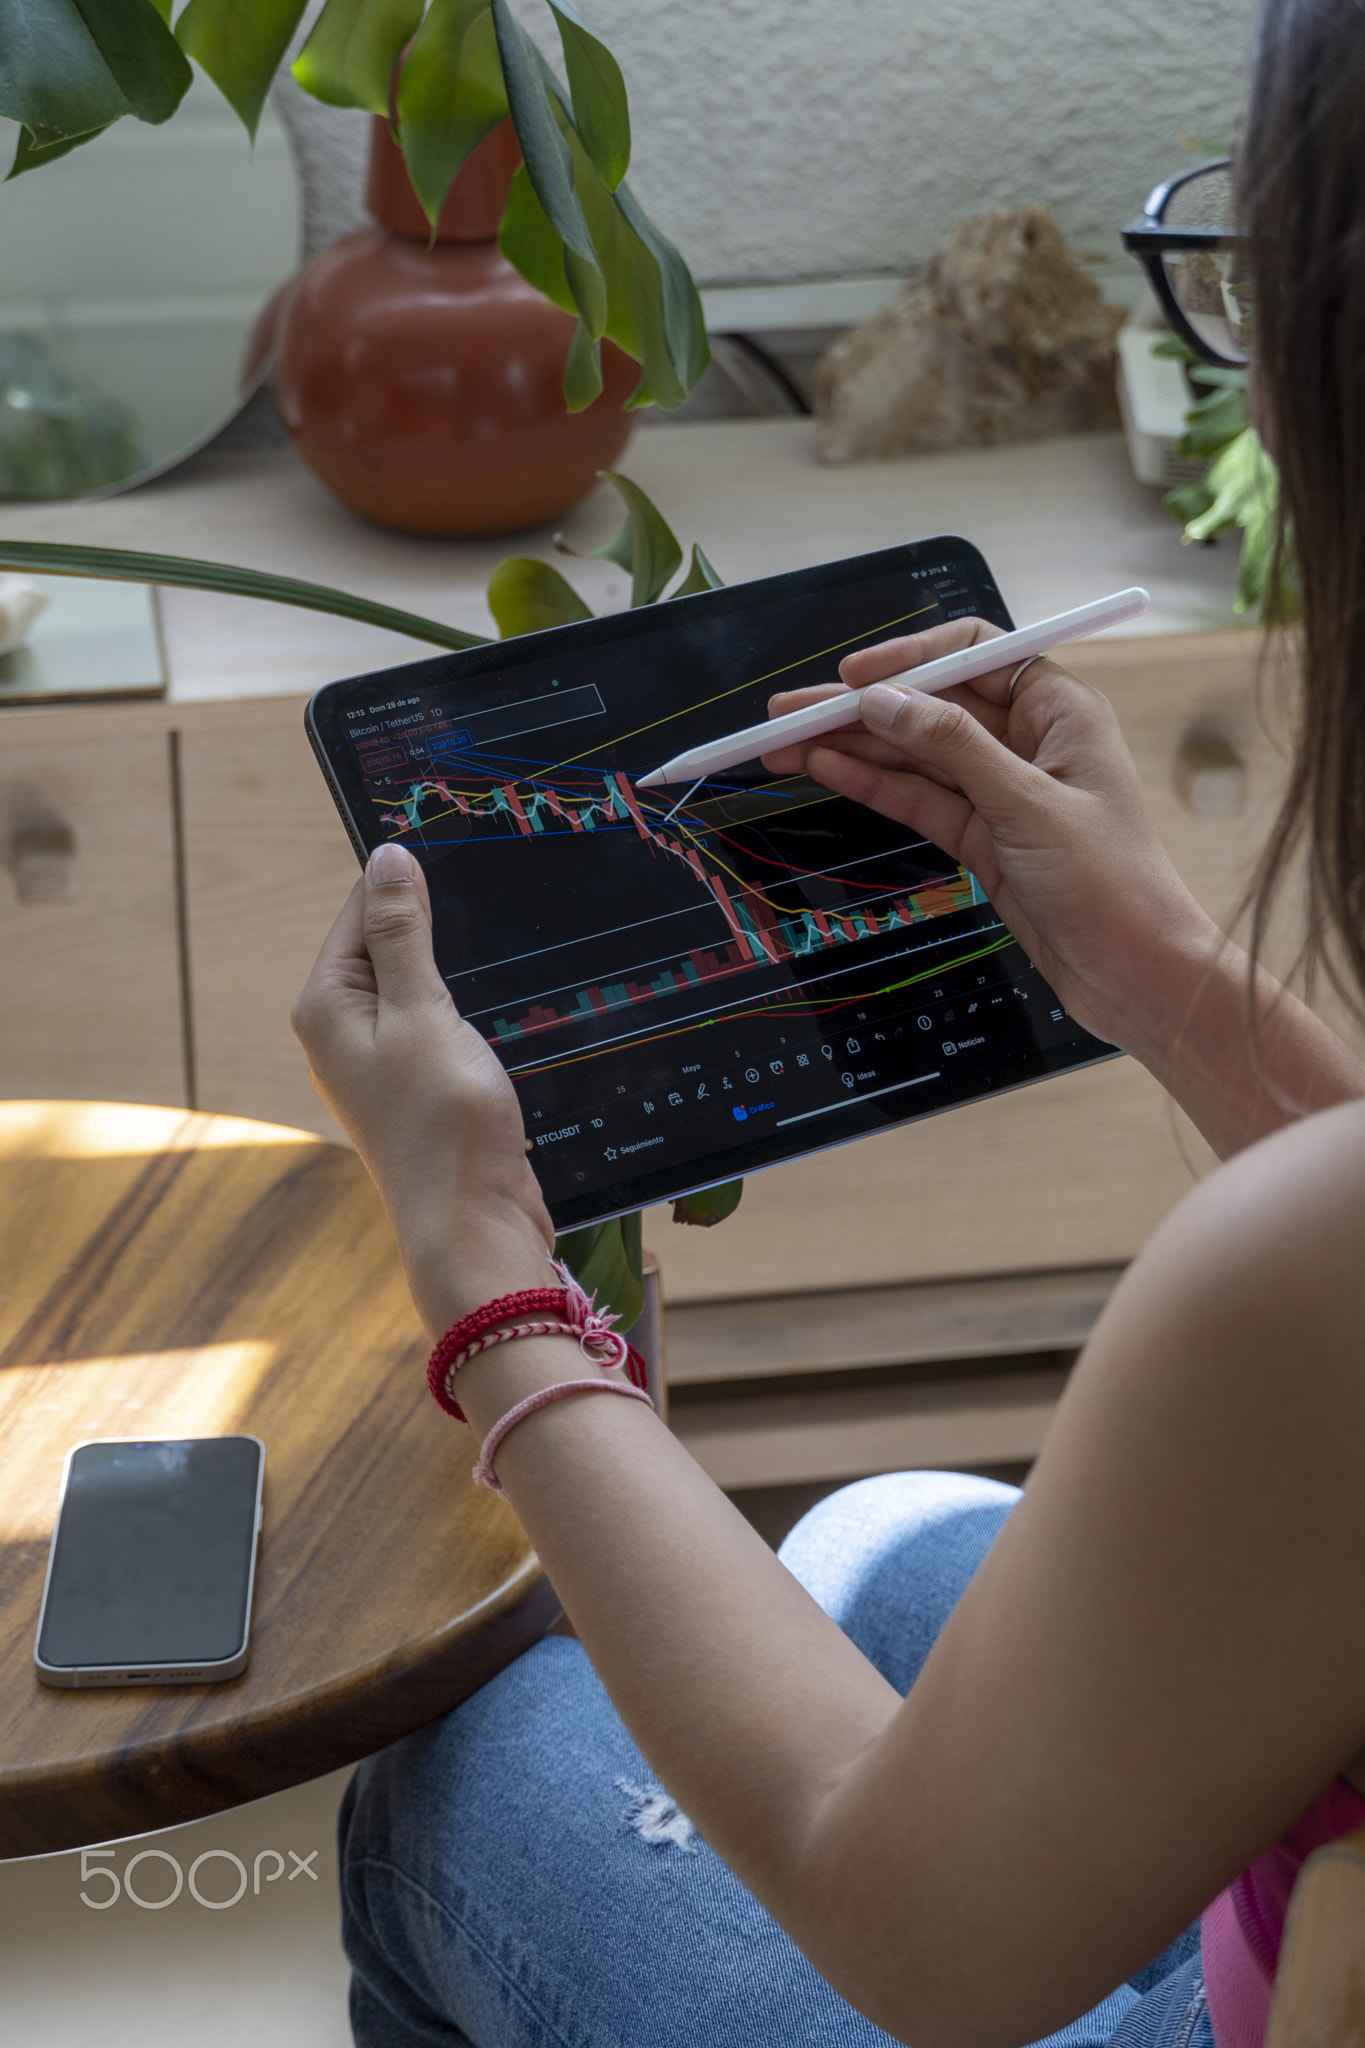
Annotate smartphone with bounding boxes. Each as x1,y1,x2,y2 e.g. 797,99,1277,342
34,1437,265,1689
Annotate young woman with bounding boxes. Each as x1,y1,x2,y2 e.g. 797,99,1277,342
290,2,1365,2041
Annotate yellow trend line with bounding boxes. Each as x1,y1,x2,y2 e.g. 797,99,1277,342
549,598,938,772
687,788,837,826
371,601,936,838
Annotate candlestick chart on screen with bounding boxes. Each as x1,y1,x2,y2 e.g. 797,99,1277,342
353,696,1012,1085
319,539,1114,1228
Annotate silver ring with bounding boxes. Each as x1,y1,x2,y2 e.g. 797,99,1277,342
1007,655,1045,705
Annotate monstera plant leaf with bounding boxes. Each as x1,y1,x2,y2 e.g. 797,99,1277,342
0,0,710,411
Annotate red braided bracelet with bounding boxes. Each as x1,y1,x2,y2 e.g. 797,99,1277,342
426,1260,649,1422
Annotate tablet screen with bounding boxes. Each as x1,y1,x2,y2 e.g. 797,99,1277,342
307,536,1116,1231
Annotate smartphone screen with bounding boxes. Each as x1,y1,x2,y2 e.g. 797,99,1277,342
35,1437,264,1686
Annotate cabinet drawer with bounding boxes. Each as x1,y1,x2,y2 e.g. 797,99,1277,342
177,698,357,1139
0,707,185,1107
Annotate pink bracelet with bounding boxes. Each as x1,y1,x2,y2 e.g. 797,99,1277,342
472,1377,654,1497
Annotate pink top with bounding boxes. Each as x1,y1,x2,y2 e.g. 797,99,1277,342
1201,1776,1365,2048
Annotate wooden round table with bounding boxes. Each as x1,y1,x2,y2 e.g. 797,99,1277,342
0,1101,557,1857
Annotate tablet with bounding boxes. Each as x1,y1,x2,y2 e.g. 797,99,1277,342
306,535,1117,1232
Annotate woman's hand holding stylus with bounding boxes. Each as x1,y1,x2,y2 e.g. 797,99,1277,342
763,617,1365,1156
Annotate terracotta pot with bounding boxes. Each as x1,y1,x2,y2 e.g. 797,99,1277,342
275,119,635,537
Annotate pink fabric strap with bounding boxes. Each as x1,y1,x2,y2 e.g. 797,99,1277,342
1202,1776,1365,2047
472,1377,654,1497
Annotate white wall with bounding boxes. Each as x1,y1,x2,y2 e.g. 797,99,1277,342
277,0,1257,285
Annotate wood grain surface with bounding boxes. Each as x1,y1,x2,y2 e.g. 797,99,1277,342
176,696,358,1144
0,1101,556,1859
0,705,186,1112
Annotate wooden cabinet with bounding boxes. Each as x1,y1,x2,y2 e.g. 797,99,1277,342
176,698,356,1141
0,704,186,1109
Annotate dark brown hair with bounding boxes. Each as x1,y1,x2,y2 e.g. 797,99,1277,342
1241,0,1365,1005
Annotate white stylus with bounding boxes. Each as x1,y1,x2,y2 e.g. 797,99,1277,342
635,586,1150,789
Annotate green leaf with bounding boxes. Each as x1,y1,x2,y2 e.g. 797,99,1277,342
492,39,707,411
486,556,593,637
563,319,603,411
175,0,308,136
551,106,683,410
489,0,605,336
497,161,575,313
549,0,628,190
588,471,682,606
293,0,423,114
1186,364,1250,391
671,542,724,596
395,0,507,229
70,0,191,124
553,1215,643,1330
0,540,491,648
6,119,111,177
1150,331,1198,362
545,74,707,408
0,0,131,146
1161,477,1215,526
1178,427,1298,622
671,1179,743,1228
1175,381,1248,462
612,176,710,398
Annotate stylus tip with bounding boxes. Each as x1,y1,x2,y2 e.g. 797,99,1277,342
635,769,666,789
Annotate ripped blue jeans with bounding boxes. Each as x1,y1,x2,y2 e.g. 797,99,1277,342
339,1470,1211,2048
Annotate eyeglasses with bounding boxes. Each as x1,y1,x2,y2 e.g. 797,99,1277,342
1122,158,1251,369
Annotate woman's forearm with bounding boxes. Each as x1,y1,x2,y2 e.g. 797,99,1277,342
1109,914,1365,1159
448,1330,907,2021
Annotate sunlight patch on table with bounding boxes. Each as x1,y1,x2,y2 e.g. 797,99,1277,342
0,1101,321,1159
0,1342,277,1540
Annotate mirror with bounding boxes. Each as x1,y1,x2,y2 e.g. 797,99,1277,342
0,77,300,500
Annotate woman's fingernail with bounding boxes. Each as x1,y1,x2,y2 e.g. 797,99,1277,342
860,683,905,729
368,840,413,884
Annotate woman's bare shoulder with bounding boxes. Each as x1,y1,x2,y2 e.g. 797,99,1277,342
1113,1093,1365,1356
